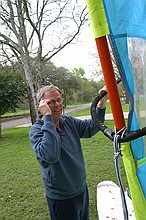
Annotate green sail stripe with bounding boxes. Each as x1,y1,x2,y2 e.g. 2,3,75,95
121,142,146,220
137,157,146,167
86,0,109,38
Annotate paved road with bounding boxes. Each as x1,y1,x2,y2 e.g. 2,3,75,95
1,103,128,130
1,103,91,129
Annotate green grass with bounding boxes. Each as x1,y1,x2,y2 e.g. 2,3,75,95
2,100,129,118
70,101,129,117
2,109,30,118
0,122,128,220
1,127,49,220
2,103,83,118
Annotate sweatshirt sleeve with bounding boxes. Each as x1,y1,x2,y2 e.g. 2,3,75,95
29,115,61,163
73,107,106,138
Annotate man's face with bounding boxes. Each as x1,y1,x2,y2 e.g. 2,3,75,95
43,90,63,121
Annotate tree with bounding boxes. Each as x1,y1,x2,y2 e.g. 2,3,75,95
72,67,85,78
0,0,88,123
41,63,81,107
0,67,26,138
29,59,81,105
71,67,93,102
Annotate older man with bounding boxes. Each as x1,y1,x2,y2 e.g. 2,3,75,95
29,84,107,220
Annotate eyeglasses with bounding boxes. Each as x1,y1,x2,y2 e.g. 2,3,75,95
47,98,63,107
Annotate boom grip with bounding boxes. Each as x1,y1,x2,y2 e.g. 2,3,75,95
91,89,146,142
91,90,114,141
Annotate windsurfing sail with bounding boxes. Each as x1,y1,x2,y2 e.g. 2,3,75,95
86,0,146,219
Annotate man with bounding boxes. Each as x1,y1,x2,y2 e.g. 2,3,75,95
29,84,107,220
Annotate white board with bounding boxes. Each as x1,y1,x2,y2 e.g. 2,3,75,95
97,181,136,220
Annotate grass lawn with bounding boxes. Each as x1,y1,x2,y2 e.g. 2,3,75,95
70,101,129,117
2,100,129,118
0,120,128,220
2,109,30,118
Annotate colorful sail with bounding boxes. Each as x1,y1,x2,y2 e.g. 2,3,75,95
86,0,146,219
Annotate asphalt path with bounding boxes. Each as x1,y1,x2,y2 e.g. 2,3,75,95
1,103,128,130
1,103,92,129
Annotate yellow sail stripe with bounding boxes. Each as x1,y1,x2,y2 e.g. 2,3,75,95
86,0,109,38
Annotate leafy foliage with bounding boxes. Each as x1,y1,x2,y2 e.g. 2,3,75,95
0,67,26,116
31,59,101,104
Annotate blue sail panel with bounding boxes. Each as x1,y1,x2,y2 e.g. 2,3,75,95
103,0,146,199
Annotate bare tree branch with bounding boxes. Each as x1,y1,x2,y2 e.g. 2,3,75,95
0,0,88,123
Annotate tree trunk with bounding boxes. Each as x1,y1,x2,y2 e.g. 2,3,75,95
27,86,38,124
22,54,38,124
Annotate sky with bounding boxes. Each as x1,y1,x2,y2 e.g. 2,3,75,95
52,26,99,80
0,0,101,80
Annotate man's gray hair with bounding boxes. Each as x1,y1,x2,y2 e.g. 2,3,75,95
37,85,61,102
